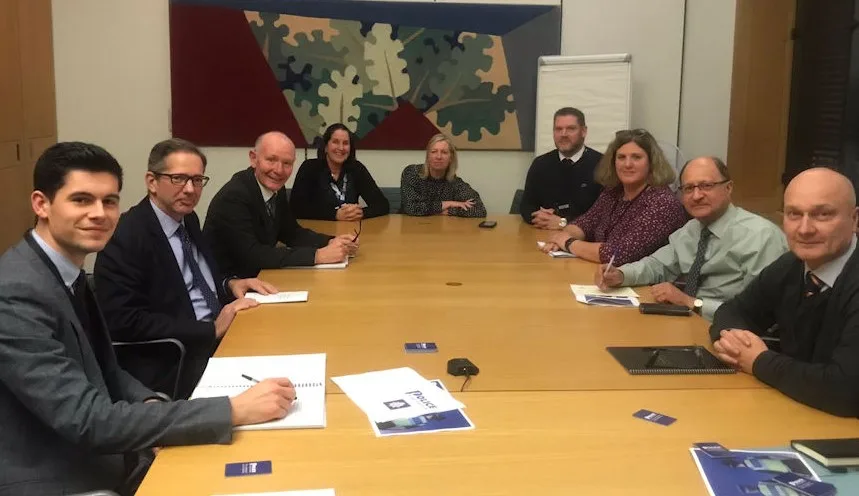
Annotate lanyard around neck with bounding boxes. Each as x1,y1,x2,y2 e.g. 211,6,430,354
330,173,348,204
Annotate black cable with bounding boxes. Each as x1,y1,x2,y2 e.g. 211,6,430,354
460,374,472,392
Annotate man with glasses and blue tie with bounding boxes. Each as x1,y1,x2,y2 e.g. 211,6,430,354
596,156,787,320
95,138,278,399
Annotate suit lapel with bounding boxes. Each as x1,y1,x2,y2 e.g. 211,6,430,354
241,167,279,240
22,234,107,384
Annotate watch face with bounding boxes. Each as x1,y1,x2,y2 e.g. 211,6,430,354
694,299,703,308
559,218,567,227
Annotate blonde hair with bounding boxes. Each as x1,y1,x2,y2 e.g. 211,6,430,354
595,129,676,188
420,134,458,181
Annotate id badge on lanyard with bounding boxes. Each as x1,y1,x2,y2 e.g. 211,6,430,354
330,174,348,206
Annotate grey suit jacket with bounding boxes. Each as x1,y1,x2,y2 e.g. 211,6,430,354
0,235,233,495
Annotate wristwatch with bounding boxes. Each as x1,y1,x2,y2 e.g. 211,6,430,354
692,298,704,314
564,237,575,252
558,217,568,229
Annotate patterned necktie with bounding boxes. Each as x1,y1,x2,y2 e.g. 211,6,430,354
804,271,825,298
265,194,277,219
683,227,712,296
176,224,222,316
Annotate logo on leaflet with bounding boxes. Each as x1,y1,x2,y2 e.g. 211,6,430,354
383,399,410,410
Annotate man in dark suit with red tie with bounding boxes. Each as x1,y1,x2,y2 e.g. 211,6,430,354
710,167,859,417
95,138,277,399
203,131,357,278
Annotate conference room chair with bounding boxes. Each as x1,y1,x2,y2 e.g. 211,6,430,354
509,188,524,214
381,187,401,214
86,274,186,400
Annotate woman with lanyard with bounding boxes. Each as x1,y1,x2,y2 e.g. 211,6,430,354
541,128,686,264
290,123,390,221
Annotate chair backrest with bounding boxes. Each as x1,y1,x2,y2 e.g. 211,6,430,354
381,187,401,214
509,189,524,214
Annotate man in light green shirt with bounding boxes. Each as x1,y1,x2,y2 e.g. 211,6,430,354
596,156,787,320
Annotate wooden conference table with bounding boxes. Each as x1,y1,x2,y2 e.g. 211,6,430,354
138,215,859,495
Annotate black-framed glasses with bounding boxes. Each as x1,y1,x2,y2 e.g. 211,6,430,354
679,180,730,195
153,172,210,188
352,217,362,242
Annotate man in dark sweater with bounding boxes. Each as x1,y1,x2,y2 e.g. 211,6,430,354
519,107,603,229
710,167,859,417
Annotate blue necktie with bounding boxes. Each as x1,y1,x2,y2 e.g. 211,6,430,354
684,227,712,296
176,224,222,316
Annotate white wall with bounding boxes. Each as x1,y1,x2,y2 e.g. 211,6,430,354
678,0,737,161
53,0,734,218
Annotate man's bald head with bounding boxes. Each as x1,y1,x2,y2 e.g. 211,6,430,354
254,131,294,154
249,131,296,191
783,167,858,269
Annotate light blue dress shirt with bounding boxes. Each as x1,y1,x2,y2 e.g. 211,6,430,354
619,204,789,320
150,199,218,321
31,230,81,293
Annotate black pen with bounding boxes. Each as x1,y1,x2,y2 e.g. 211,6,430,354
241,374,259,384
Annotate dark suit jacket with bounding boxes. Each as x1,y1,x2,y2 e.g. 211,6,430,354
204,167,333,278
94,197,231,399
0,233,232,495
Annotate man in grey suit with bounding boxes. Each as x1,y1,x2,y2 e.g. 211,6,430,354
0,142,297,495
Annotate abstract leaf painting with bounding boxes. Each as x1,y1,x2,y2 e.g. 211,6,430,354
170,0,560,150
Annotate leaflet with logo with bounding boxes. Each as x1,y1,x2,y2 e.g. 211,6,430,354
331,367,465,423
370,380,475,437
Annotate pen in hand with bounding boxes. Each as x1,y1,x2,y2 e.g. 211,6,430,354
603,254,616,278
241,374,259,384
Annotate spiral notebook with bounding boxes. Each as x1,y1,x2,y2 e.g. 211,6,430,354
606,346,736,375
190,353,326,430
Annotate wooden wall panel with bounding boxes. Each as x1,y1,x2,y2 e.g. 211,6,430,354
727,0,796,214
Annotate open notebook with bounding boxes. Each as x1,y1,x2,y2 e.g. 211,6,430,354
190,353,326,430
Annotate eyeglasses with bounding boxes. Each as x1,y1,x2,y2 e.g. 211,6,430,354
352,217,362,242
153,172,210,188
679,180,730,195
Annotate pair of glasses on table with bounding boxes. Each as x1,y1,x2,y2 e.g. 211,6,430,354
352,218,362,242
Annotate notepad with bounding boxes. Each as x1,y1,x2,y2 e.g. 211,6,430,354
245,291,308,304
570,284,639,307
536,241,577,258
791,438,859,467
190,353,326,430
607,346,736,375
287,259,348,269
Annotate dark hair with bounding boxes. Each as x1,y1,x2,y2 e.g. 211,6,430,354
553,107,586,127
34,142,123,200
148,138,207,173
317,123,357,163
679,156,731,182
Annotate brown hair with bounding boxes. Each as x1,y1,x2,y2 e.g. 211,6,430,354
595,129,675,188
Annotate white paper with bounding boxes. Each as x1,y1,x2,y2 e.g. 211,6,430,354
287,259,348,269
213,490,335,496
332,367,465,423
570,284,640,307
245,291,308,304
536,241,577,258
191,354,326,430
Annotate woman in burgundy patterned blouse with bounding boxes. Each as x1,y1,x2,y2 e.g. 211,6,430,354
541,129,687,265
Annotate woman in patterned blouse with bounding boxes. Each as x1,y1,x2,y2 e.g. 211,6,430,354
400,134,487,218
541,129,687,264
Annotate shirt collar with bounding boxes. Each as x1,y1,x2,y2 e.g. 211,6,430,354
698,204,737,239
559,146,585,164
150,198,184,238
30,230,81,291
257,179,276,203
808,235,857,288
